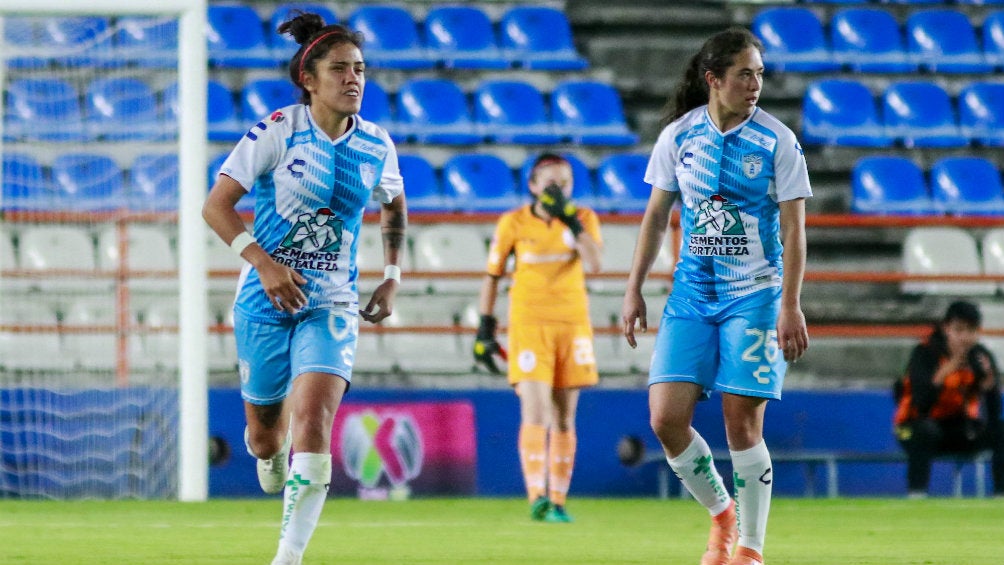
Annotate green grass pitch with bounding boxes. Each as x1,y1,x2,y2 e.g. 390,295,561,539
2,497,1001,564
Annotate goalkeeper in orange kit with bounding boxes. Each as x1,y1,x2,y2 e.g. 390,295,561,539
474,153,603,522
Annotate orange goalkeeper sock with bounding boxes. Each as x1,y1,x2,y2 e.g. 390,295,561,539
548,430,576,506
519,424,548,502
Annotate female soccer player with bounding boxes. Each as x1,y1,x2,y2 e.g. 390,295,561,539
621,28,810,565
474,153,602,523
202,13,406,565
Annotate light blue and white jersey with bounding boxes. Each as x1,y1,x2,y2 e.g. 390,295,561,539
645,106,811,301
220,105,404,320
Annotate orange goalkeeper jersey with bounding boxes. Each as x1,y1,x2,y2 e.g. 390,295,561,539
486,205,602,325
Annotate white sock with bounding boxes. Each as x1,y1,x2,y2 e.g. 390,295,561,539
667,431,732,516
277,452,332,557
730,440,772,554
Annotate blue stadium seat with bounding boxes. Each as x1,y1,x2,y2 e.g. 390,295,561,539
242,78,298,120
473,80,562,144
499,6,588,70
359,80,405,143
2,153,56,211
347,5,433,69
424,6,508,69
163,80,244,142
51,153,126,212
395,78,480,145
396,154,449,212
39,16,114,66
751,8,840,72
850,156,937,215
207,4,273,68
595,154,651,213
959,82,1004,147
830,8,915,73
882,82,967,148
550,80,638,146
130,154,178,211
268,4,340,65
114,16,178,67
906,10,992,73
441,154,522,212
85,77,161,141
801,80,889,147
4,78,88,142
4,17,45,69
208,152,255,213
519,153,597,211
983,11,1004,69
930,157,1004,215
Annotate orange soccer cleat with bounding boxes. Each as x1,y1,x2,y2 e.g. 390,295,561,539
700,500,737,565
728,546,764,565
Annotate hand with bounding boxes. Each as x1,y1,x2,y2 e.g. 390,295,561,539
473,314,508,374
258,260,308,314
538,184,584,237
361,279,398,323
776,305,809,362
621,290,647,349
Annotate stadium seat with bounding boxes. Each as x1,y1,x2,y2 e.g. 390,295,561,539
0,227,16,273
206,4,273,68
18,225,97,272
830,8,915,73
346,5,433,69
395,78,480,145
241,78,298,120
424,5,509,69
39,16,114,67
499,6,588,70
902,227,995,295
980,228,1004,292
396,154,449,212
750,8,840,72
62,294,116,327
207,152,255,213
4,78,88,142
0,333,73,372
958,82,1004,147
96,225,176,278
382,333,476,374
130,154,178,212
905,10,992,73
850,156,938,215
473,79,562,144
983,11,1004,69
801,79,889,147
85,77,161,141
3,16,43,69
114,16,178,67
411,224,488,272
163,80,244,142
929,157,1004,215
441,153,523,212
550,80,639,146
881,82,967,148
2,153,55,211
595,154,652,213
268,3,340,65
519,153,597,210
50,153,126,212
359,80,405,142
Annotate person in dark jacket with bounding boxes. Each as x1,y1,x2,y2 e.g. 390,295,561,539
894,300,1004,497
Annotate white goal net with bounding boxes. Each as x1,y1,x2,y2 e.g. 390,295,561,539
0,1,208,500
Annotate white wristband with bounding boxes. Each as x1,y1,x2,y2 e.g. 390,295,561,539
230,231,257,257
384,264,401,283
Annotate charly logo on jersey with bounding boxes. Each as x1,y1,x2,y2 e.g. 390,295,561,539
689,194,750,257
271,208,344,271
742,153,764,179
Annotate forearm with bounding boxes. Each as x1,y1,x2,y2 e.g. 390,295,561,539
478,275,500,316
380,195,407,268
779,198,806,310
626,190,675,293
574,231,602,274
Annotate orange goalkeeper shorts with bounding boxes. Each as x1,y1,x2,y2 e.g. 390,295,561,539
506,322,598,389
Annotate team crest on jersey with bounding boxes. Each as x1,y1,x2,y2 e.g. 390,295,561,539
742,153,764,179
359,162,377,189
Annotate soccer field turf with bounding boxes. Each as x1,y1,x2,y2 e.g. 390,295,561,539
1,497,1000,564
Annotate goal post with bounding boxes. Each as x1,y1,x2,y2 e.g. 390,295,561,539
0,0,208,501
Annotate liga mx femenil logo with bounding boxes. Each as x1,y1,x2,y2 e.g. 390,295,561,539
340,410,424,499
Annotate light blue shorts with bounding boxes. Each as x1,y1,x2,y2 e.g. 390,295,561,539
234,307,358,405
647,287,785,400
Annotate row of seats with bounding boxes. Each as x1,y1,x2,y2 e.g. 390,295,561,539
803,0,1004,4
852,155,1004,215
752,7,1004,73
802,79,1004,147
3,151,651,214
904,226,1004,296
3,76,636,146
5,4,587,71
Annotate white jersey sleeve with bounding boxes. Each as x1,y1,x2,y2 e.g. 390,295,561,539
770,128,812,203
218,110,288,193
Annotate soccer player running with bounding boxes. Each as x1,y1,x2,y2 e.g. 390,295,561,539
621,28,810,565
474,153,602,523
202,14,406,565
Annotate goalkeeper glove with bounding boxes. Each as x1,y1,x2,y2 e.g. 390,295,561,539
473,314,507,374
538,183,584,237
